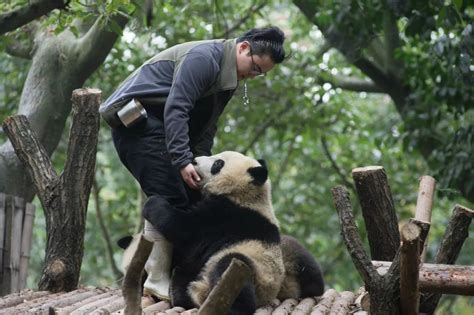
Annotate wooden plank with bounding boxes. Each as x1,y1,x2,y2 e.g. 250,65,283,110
1,195,13,296
19,203,35,290
0,193,6,291
10,197,24,293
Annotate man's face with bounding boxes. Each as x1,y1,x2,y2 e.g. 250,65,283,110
236,41,276,81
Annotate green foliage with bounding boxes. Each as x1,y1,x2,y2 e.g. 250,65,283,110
2,0,473,312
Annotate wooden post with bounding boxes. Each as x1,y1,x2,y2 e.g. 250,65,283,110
122,235,153,315
198,258,253,315
414,176,435,262
331,185,400,315
351,166,400,261
400,223,421,315
373,261,474,295
2,88,102,292
420,204,474,314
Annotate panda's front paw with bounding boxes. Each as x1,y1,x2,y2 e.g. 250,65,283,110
142,195,173,226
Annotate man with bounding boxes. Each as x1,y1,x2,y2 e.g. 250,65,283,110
100,26,287,301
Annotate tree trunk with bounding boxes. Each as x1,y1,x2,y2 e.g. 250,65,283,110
351,166,400,261
0,14,128,202
2,89,101,292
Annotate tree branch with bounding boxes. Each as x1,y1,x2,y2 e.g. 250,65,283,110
315,72,384,93
331,186,379,284
217,1,267,38
383,8,403,79
75,13,129,76
320,136,354,189
0,0,69,36
1,115,58,213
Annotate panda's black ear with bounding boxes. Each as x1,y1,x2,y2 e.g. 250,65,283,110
248,166,268,186
257,159,267,169
117,235,133,249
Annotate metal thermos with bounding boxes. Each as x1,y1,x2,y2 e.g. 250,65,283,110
117,99,148,127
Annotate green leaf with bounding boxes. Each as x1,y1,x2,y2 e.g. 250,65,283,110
453,0,463,11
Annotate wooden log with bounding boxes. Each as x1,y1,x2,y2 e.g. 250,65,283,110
28,287,94,313
54,289,119,315
329,291,355,315
123,235,153,315
142,300,171,314
19,202,35,290
414,175,435,262
310,289,338,315
0,290,49,309
351,166,400,261
3,88,102,293
181,308,198,315
373,261,474,295
70,294,120,315
290,297,316,314
332,185,401,315
400,223,421,315
254,298,280,315
435,204,473,264
414,176,436,222
407,218,430,255
0,291,64,313
197,258,253,315
331,186,379,284
272,298,298,314
420,204,474,314
90,295,125,314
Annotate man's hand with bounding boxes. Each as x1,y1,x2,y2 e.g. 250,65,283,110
180,163,201,190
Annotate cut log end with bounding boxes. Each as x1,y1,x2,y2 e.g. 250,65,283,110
72,88,102,96
454,204,474,218
351,166,384,174
401,223,421,242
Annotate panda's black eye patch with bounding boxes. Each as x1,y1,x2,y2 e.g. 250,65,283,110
211,159,225,175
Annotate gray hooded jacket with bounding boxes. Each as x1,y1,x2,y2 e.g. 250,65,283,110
100,38,238,169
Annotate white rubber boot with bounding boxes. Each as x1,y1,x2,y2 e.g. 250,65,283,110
143,220,172,301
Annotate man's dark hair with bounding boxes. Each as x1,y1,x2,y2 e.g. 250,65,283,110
237,26,288,64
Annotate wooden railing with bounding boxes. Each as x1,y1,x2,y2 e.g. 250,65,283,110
0,193,35,296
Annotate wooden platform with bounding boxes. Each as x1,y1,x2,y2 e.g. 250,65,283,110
0,286,366,314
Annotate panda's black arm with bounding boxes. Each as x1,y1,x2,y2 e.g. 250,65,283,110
142,195,195,244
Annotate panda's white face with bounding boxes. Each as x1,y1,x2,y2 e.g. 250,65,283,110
194,151,268,197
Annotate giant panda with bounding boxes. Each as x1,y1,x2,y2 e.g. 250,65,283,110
142,151,284,313
278,235,325,299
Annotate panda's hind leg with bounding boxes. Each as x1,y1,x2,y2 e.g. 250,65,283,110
209,253,257,315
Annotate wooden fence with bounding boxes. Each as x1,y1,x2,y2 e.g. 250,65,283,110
0,193,35,296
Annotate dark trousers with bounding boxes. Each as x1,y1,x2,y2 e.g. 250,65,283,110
112,115,197,210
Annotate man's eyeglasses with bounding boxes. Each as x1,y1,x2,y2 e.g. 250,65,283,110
249,47,266,77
